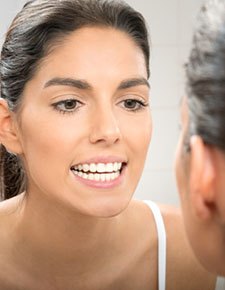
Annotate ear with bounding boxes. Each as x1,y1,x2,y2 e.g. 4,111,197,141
0,98,23,154
189,135,216,221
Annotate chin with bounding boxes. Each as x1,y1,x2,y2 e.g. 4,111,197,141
87,195,131,218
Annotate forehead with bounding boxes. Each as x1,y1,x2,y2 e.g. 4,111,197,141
35,26,147,81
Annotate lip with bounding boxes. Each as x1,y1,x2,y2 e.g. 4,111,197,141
71,163,127,189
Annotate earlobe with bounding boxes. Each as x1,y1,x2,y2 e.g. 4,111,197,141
189,135,216,220
0,98,23,154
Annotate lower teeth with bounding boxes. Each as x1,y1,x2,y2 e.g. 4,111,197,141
72,171,120,181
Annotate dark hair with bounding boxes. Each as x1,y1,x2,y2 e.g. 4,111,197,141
0,0,150,200
185,0,225,152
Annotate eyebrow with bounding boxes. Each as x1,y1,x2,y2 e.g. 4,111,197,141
44,77,150,91
44,77,92,90
117,78,150,90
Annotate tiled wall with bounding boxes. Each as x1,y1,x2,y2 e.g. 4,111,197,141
0,0,205,205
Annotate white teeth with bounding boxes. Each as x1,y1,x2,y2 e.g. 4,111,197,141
96,163,106,173
83,173,88,179
83,164,89,172
90,163,97,173
73,162,123,173
114,162,122,171
106,163,114,172
105,173,111,181
100,174,106,181
88,173,94,180
113,163,118,171
94,173,100,181
71,161,124,182
72,170,121,181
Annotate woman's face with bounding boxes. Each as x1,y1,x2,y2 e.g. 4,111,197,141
16,27,151,217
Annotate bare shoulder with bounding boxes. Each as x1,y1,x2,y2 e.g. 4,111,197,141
0,199,17,289
120,199,159,289
122,199,159,249
158,204,216,290
0,194,25,263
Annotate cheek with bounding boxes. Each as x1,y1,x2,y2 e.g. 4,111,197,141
175,136,192,232
175,137,183,194
175,141,192,241
18,118,82,194
122,113,152,170
19,114,82,175
175,132,190,197
125,113,152,151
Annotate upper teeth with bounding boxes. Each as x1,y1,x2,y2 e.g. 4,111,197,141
73,162,122,173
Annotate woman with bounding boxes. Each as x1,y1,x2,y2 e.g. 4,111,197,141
175,0,225,279
0,0,217,289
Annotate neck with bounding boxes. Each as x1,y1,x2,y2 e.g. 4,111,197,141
10,192,120,275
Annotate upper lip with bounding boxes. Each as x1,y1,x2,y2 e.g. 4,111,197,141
71,156,127,167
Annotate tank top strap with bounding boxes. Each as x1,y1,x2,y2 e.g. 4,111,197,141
143,200,166,290
215,277,225,290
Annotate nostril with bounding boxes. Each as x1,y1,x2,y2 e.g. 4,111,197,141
89,115,121,145
89,130,121,145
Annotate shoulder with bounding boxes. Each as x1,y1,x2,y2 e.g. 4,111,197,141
121,199,158,246
157,203,216,290
127,200,181,237
118,199,159,289
127,200,216,290
0,198,19,289
124,199,179,240
0,194,25,255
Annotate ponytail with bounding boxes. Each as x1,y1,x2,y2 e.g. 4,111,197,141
0,145,26,201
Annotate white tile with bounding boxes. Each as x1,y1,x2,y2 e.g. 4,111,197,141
0,3,16,47
134,169,180,205
145,107,180,171
177,45,192,98
178,45,191,80
178,0,205,45
125,0,179,46
150,46,180,108
0,1,27,48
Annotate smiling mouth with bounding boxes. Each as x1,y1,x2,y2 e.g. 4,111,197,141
70,162,126,182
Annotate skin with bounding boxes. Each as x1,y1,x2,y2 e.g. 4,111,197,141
175,97,225,275
0,27,216,289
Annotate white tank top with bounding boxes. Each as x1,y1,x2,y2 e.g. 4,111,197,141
143,200,225,290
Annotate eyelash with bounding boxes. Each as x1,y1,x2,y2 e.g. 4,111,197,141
119,98,149,112
51,98,82,114
51,97,149,115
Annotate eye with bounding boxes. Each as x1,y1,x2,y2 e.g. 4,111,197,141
120,98,149,112
52,99,82,114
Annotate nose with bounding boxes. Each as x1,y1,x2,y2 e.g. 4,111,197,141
89,107,121,146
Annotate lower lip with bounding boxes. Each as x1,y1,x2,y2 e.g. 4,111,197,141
71,166,126,189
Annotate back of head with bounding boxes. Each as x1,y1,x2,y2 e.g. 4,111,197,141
185,0,225,151
0,0,150,200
